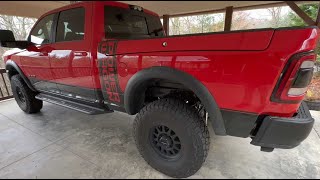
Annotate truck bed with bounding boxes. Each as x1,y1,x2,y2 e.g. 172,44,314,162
98,26,319,116
105,26,318,54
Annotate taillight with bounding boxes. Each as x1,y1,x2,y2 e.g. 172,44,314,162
271,51,316,103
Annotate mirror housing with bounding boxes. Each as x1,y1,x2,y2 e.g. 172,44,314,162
0,29,35,49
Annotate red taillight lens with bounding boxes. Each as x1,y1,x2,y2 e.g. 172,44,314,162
271,51,316,103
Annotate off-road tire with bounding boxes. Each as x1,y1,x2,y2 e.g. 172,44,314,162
133,98,210,178
10,74,43,113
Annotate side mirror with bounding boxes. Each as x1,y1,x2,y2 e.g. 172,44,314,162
0,29,35,49
0,29,15,42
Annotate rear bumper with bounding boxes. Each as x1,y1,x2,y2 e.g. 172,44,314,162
250,101,314,149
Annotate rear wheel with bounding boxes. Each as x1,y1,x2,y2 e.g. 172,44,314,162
10,74,43,113
133,98,210,178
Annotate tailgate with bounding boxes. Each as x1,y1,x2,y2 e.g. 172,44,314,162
108,29,275,55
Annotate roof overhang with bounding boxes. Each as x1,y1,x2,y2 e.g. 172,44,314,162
0,1,315,18
0,1,70,18
119,1,282,16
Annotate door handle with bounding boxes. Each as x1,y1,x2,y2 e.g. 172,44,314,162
73,51,88,56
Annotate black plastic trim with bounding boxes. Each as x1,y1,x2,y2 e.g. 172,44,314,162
55,82,98,102
5,60,37,92
51,13,59,43
38,89,99,106
221,109,258,138
250,101,314,149
22,77,122,112
35,93,112,115
104,102,126,113
27,77,98,103
124,66,226,135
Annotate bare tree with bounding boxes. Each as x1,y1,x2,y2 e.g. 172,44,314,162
231,11,252,30
0,15,37,68
267,7,283,27
169,17,181,35
0,15,36,40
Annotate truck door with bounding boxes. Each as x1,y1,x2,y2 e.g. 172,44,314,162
20,13,59,92
49,4,96,102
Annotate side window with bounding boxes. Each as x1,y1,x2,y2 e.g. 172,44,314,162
56,7,85,42
104,6,164,39
29,14,55,45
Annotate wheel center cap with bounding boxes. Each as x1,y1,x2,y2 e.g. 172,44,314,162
16,88,25,102
150,125,181,159
159,134,172,148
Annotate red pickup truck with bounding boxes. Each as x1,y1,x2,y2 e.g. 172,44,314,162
0,1,319,178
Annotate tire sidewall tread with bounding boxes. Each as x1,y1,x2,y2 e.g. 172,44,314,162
133,98,210,178
10,74,42,114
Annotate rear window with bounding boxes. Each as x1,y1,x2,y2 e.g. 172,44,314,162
104,6,164,39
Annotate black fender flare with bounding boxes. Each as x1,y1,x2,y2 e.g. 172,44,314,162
124,66,226,135
5,60,37,92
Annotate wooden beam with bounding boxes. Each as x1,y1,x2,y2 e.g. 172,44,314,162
164,1,310,18
285,1,315,26
224,6,233,31
0,69,6,73
316,2,320,27
163,14,170,36
0,96,13,102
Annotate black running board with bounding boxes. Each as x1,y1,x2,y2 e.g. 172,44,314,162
35,93,113,115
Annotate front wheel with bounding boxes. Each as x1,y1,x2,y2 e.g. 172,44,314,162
133,98,210,178
10,74,43,113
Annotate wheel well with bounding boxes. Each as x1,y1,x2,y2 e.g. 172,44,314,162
142,79,206,119
6,65,18,79
124,66,226,135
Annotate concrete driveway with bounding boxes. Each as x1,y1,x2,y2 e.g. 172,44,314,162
0,99,320,179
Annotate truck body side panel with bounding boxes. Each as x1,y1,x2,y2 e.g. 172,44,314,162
96,27,318,117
